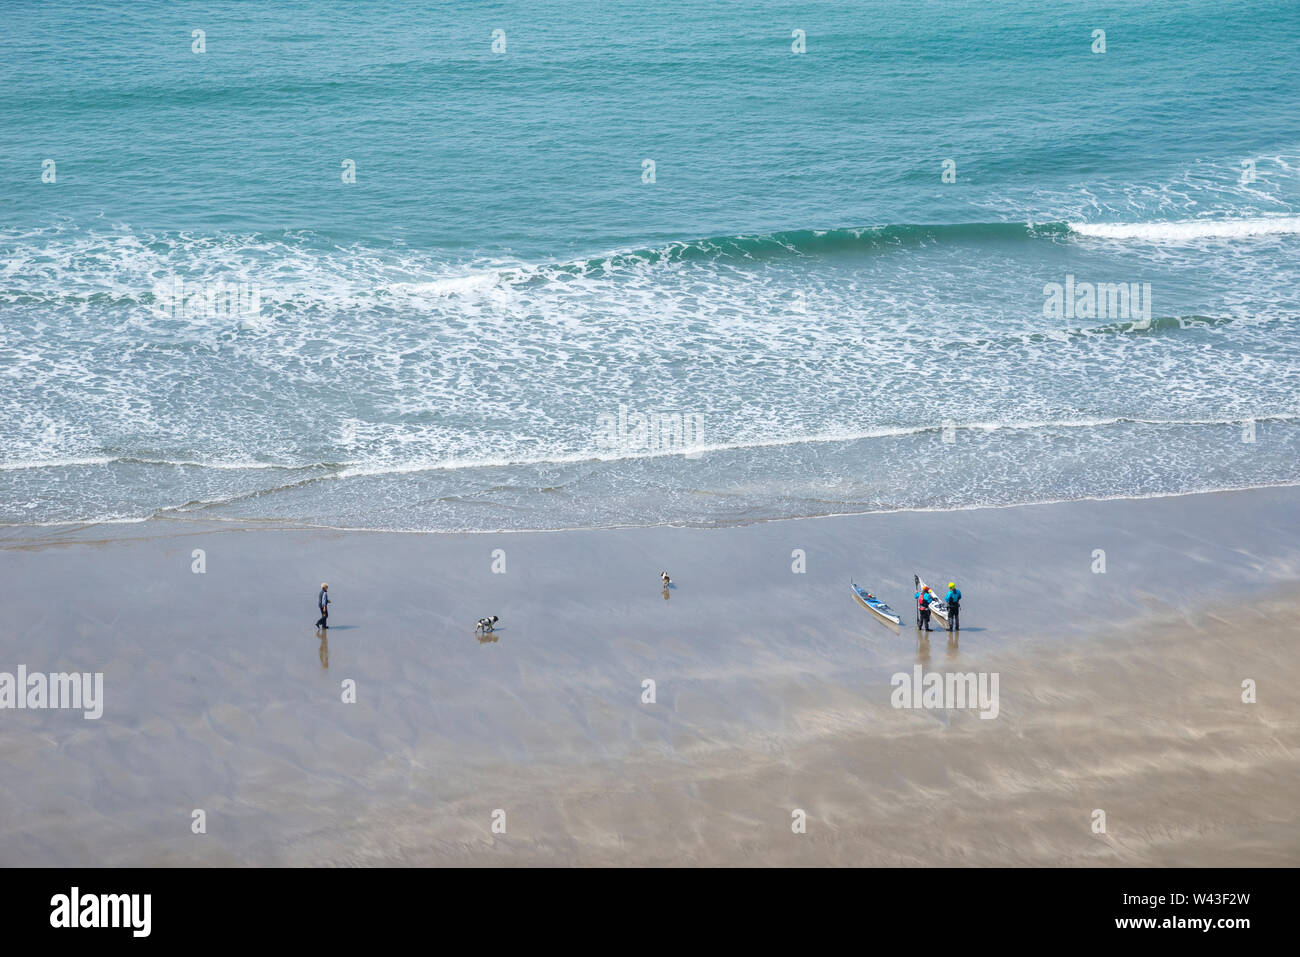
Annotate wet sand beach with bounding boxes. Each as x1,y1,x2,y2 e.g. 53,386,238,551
1,486,1298,866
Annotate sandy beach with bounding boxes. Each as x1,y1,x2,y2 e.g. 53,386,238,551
1,485,1298,866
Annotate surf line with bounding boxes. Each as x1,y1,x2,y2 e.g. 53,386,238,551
0,666,103,719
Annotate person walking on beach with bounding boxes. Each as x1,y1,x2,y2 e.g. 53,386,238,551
945,582,962,632
915,586,933,632
316,582,330,629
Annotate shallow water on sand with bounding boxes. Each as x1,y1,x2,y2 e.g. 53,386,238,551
2,489,1298,864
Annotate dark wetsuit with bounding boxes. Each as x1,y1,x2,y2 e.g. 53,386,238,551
915,592,932,631
945,588,961,631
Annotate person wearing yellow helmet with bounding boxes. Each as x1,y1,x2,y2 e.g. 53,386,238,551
944,581,961,632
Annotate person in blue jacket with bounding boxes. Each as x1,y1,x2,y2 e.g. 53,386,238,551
914,586,936,631
944,582,961,632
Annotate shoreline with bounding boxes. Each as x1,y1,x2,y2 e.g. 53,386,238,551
1,485,1298,865
8,476,1300,538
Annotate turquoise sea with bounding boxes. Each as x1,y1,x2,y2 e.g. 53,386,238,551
2,0,1298,529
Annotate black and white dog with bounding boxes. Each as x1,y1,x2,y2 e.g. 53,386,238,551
476,615,499,634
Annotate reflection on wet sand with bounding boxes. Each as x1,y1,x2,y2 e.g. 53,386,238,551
316,628,328,668
2,487,1298,866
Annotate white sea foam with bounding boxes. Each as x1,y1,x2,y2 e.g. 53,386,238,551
0,457,116,471
1069,216,1300,241
3,220,1299,528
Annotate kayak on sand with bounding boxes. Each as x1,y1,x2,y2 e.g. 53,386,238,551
851,582,902,625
